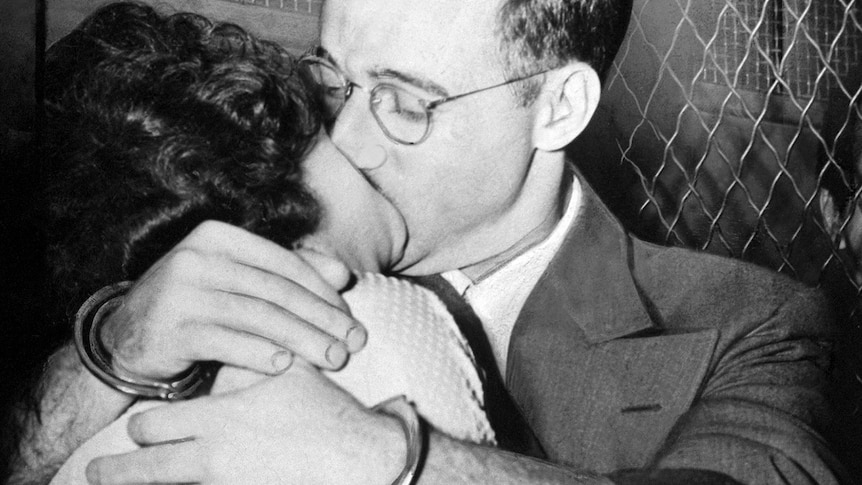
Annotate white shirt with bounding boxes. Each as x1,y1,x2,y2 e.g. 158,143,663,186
441,176,582,377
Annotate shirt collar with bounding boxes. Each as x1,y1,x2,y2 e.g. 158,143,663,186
442,174,583,294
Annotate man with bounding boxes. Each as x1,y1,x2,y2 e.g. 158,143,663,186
12,0,849,483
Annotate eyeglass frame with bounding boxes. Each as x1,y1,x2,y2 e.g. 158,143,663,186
298,46,550,146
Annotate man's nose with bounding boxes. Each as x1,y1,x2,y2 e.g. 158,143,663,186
329,90,389,171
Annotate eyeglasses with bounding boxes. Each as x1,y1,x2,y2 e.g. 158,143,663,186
298,47,548,146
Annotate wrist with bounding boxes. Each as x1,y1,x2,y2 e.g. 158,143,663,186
369,413,410,484
74,282,204,400
370,396,425,485
45,342,131,407
97,301,147,379
96,300,121,361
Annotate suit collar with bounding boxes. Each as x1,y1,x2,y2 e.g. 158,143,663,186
516,176,657,346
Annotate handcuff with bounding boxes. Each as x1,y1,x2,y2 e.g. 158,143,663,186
74,281,205,400
373,395,425,485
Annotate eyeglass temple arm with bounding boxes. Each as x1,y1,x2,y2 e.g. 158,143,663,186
424,70,549,110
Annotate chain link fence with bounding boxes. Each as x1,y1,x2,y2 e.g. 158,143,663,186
575,0,861,300
570,0,862,475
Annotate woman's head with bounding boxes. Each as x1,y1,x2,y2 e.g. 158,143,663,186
42,2,406,325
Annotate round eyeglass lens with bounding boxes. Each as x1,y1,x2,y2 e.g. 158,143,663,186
370,85,430,145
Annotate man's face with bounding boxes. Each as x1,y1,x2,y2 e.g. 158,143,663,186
301,135,407,273
320,0,559,275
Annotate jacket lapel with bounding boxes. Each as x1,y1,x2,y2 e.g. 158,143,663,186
506,179,718,471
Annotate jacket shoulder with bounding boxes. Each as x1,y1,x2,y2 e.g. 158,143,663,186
628,237,835,340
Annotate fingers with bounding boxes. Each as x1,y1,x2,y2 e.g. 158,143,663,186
175,222,368,355
200,261,366,353
123,290,349,372
180,221,352,309
89,402,204,484
182,324,295,375
108,221,368,378
86,441,203,485
109,285,349,378
126,403,198,445
188,291,348,369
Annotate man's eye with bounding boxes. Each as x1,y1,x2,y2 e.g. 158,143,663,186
379,92,425,122
394,107,426,122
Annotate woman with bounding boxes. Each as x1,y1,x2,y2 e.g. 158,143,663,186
38,3,493,483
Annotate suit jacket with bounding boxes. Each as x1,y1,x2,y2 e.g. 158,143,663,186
502,181,850,484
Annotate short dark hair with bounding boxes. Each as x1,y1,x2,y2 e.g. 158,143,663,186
41,2,322,326
496,0,632,102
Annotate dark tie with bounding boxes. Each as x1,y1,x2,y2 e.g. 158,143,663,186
409,275,545,458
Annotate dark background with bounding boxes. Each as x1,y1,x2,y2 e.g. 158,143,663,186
1,0,45,405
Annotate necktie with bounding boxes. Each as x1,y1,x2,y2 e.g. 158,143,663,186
409,275,545,458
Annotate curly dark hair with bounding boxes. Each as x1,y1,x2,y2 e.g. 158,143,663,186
41,2,323,328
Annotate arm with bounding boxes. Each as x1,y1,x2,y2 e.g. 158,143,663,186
6,342,133,485
83,361,614,485
642,287,848,484
418,436,735,485
419,435,611,484
7,221,361,484
82,363,740,485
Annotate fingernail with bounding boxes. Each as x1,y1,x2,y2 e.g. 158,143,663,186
344,324,367,351
271,350,293,373
325,343,348,368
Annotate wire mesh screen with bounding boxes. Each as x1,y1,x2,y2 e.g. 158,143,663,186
703,0,862,98
574,0,861,312
571,0,862,472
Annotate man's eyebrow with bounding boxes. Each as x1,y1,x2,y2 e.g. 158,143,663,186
319,44,451,98
373,68,450,98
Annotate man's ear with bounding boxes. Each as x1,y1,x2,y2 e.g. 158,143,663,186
532,63,600,152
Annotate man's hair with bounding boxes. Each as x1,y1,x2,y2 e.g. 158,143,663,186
496,0,633,103
41,2,322,326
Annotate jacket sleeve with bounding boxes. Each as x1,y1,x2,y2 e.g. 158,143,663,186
635,287,849,484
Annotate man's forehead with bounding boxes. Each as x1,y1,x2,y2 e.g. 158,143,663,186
320,0,501,67
321,0,499,23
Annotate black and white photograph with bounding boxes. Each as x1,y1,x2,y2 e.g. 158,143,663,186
1,0,860,483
